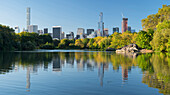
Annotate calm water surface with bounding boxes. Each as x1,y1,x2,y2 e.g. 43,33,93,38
0,50,169,95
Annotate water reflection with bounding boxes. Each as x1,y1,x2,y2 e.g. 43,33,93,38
26,66,30,91
0,52,169,94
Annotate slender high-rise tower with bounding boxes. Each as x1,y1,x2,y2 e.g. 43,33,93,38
27,7,31,30
98,12,104,36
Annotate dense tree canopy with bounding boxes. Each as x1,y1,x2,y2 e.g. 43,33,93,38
136,29,154,49
141,5,170,31
109,32,135,49
150,20,170,52
0,24,17,50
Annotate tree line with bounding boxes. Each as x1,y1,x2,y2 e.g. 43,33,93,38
0,5,169,52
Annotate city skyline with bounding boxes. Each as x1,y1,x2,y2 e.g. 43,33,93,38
0,0,169,35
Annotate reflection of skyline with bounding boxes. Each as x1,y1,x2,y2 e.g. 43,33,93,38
1,52,132,88
98,63,104,86
0,52,169,94
53,55,61,72
121,65,132,84
122,67,128,81
26,66,30,91
98,62,109,87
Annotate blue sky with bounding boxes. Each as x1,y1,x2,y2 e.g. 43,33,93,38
0,0,169,34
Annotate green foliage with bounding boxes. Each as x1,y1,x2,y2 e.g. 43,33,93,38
98,37,111,49
53,39,60,47
88,38,94,49
166,39,170,52
109,32,134,49
136,30,154,49
142,5,170,30
82,38,89,48
38,34,53,45
0,24,18,51
69,43,79,49
40,42,54,49
58,39,74,49
137,53,154,73
125,30,131,33
20,32,39,50
75,39,84,48
150,20,170,51
22,41,36,50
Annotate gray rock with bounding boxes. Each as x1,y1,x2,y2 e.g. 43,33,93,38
116,44,139,53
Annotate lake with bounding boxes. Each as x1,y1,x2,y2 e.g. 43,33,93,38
0,50,169,95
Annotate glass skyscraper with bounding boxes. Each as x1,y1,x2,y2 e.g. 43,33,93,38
98,12,104,36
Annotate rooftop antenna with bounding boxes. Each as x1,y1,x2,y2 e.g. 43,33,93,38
121,12,124,18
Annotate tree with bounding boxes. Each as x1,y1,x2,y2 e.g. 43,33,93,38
19,32,39,50
75,39,84,48
53,39,60,47
82,38,89,48
39,34,53,45
40,42,54,49
150,20,170,51
136,29,154,49
58,39,74,49
141,5,170,31
87,38,94,49
110,32,133,49
0,24,18,50
22,41,36,50
98,37,111,49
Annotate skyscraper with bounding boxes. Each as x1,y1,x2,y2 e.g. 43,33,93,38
27,7,31,30
44,28,48,34
38,30,43,35
28,25,38,33
70,32,74,39
87,31,97,38
104,28,109,36
77,28,85,39
77,28,85,35
113,27,119,33
128,26,131,32
122,18,128,33
97,31,102,37
66,32,74,40
87,29,94,35
98,12,104,36
61,32,65,39
53,26,62,40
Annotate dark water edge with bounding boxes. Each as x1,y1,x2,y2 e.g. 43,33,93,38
0,50,169,95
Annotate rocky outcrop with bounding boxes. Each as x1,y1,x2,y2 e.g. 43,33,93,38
116,44,139,53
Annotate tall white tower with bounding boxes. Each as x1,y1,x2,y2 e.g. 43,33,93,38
98,12,104,36
27,7,31,30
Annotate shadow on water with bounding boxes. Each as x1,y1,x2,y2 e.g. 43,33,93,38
0,51,169,94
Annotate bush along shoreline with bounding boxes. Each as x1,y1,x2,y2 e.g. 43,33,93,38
0,5,169,52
